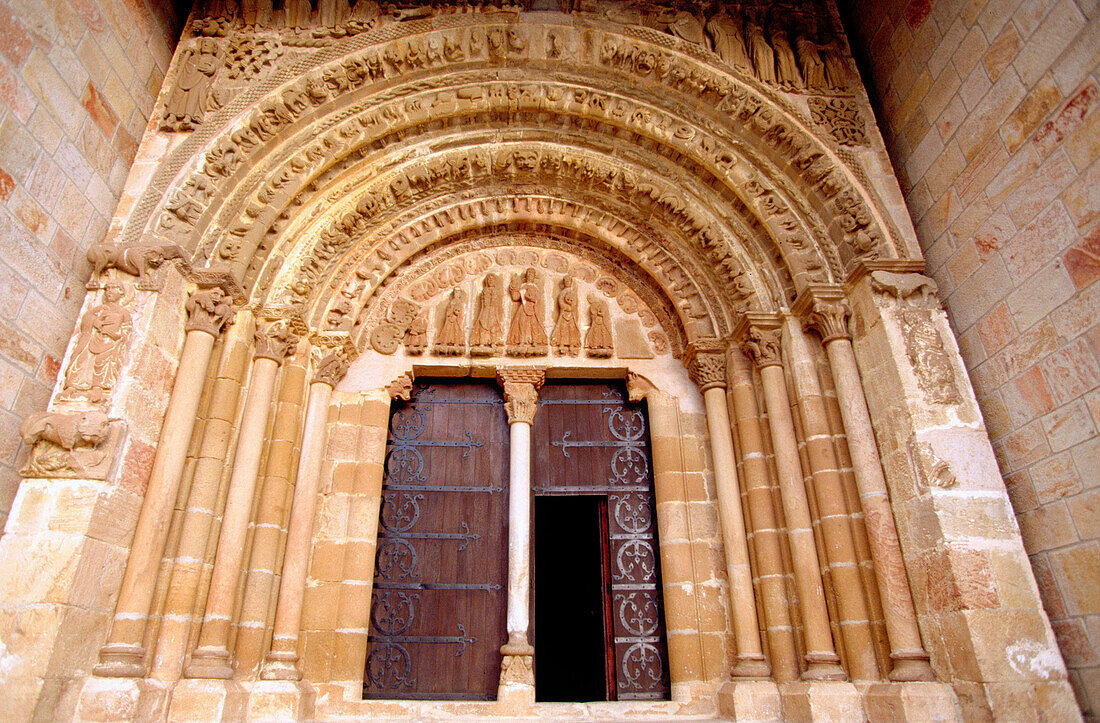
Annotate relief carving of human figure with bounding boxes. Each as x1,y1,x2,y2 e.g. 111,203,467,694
60,282,132,404
434,287,467,355
585,294,613,358
706,7,751,72
506,267,548,356
550,276,581,356
747,19,776,85
470,273,504,356
163,38,220,130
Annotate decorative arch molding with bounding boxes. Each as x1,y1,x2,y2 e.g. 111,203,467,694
133,16,912,317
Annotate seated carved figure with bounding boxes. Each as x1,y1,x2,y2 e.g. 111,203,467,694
86,241,187,288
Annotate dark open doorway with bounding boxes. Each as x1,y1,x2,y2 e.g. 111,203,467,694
533,495,613,702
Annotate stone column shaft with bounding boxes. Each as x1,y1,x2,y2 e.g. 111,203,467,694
96,328,220,677
260,377,337,680
727,350,799,683
814,307,934,681
186,356,281,677
784,317,878,681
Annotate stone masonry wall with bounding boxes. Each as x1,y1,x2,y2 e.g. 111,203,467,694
839,0,1100,717
0,0,182,527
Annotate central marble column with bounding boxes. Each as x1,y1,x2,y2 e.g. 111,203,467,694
261,349,349,681
495,368,544,703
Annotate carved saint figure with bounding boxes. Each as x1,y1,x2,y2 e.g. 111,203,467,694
404,310,428,355
470,273,504,355
434,288,467,355
585,294,613,358
60,283,132,404
706,9,751,71
771,28,803,90
550,276,581,356
796,35,828,92
163,38,220,131
506,267,548,356
747,20,776,85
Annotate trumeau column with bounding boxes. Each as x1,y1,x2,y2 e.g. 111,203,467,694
187,320,299,679
687,342,770,679
495,368,543,703
783,313,879,681
794,288,934,683
96,285,237,677
261,347,349,681
736,315,845,682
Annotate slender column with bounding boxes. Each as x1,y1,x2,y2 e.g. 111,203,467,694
805,296,935,682
95,287,236,677
149,312,253,680
688,345,769,678
738,317,845,681
495,368,544,699
727,349,799,682
261,350,349,680
784,315,878,680
186,322,299,679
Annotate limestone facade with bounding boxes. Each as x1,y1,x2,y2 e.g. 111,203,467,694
0,1,1087,721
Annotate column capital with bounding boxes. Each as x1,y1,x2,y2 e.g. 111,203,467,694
496,368,545,425
311,350,349,387
185,286,236,336
686,339,728,392
793,286,852,343
733,314,784,369
253,321,299,363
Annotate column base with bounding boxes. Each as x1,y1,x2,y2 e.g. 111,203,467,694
861,681,959,722
732,654,772,679
779,680,863,721
801,651,847,681
717,679,782,722
249,680,317,721
166,679,248,722
260,650,302,681
74,676,168,723
184,646,234,679
92,643,147,678
497,654,535,709
887,650,936,682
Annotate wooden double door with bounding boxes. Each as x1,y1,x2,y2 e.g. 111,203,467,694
363,380,669,701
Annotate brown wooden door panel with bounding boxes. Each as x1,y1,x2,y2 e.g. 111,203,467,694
365,381,509,700
532,382,670,701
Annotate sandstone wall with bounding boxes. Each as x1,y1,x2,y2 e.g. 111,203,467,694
839,0,1100,716
0,0,183,527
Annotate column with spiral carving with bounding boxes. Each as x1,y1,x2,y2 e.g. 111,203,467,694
495,368,544,703
96,285,237,677
795,288,934,682
261,347,350,681
735,315,845,681
688,341,770,678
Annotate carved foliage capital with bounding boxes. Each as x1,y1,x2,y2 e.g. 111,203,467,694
741,325,783,368
186,287,236,336
253,321,299,363
497,368,545,425
689,352,727,391
312,350,349,387
808,299,851,342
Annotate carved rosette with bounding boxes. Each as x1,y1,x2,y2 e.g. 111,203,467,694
808,299,851,343
312,351,350,388
689,352,727,392
741,325,783,368
185,287,236,336
496,368,545,425
253,321,299,363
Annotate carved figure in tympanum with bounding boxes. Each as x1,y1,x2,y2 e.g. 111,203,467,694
507,267,548,356
746,20,776,85
470,273,504,356
405,309,429,355
60,283,132,405
771,28,802,90
706,8,750,71
550,276,581,356
20,410,118,479
163,38,220,131
796,35,828,92
585,293,613,358
434,288,468,356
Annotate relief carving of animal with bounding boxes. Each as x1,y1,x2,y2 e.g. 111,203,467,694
87,241,187,288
